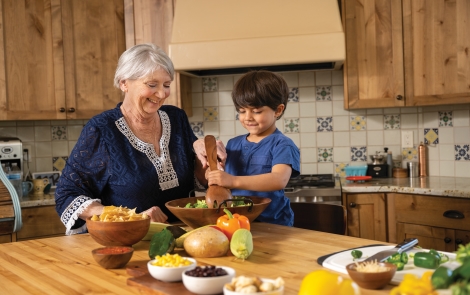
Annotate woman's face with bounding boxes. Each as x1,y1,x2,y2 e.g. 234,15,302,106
122,68,171,115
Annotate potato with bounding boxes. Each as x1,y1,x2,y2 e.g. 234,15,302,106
183,226,229,258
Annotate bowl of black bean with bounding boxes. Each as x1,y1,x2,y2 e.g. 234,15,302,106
182,265,236,295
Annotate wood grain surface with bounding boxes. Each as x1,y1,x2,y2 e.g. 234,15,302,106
0,222,396,294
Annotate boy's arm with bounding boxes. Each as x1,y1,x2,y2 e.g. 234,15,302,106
207,164,292,191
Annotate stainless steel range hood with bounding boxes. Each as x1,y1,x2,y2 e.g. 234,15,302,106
169,0,345,77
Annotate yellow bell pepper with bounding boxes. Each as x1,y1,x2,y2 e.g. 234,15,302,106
298,270,360,295
389,271,438,295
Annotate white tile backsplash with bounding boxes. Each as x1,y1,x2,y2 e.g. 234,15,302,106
1,70,469,177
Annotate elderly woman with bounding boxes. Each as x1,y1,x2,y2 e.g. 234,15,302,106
55,43,224,235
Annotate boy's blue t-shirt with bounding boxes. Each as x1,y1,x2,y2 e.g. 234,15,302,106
225,129,300,226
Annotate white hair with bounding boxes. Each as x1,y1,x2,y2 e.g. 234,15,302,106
113,43,174,88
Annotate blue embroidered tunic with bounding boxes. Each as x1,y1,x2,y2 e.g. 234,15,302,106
55,103,198,234
225,129,300,226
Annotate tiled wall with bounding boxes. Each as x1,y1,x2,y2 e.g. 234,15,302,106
1,69,469,178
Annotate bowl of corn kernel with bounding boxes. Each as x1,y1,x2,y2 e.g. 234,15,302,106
147,253,197,282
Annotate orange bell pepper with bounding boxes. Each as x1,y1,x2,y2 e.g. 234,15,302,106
216,208,250,240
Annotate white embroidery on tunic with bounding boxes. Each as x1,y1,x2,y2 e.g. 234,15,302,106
115,110,179,190
60,195,101,235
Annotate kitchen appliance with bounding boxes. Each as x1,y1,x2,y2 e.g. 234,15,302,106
284,174,342,231
367,151,389,178
169,0,345,76
0,138,23,178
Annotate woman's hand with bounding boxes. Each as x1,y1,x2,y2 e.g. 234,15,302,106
142,206,168,223
193,138,227,170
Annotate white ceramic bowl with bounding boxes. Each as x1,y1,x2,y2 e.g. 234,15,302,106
223,278,284,295
147,257,196,282
182,266,235,295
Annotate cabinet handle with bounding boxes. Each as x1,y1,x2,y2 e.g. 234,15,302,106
444,237,452,243
443,210,464,219
396,95,403,100
68,108,76,113
349,202,356,208
59,107,65,113
456,239,463,245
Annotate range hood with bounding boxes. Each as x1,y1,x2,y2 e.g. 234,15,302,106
169,0,345,77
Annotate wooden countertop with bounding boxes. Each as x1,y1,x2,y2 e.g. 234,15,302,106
0,222,396,295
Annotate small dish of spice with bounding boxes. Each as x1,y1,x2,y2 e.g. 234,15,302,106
91,246,134,269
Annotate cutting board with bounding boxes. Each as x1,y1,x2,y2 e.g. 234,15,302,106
126,260,198,295
320,245,459,285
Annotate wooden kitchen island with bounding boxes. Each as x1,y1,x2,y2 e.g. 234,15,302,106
0,222,397,295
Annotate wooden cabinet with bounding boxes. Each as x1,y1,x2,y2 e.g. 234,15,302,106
342,193,387,242
123,0,192,116
0,0,126,120
342,0,470,109
388,193,470,251
16,205,65,241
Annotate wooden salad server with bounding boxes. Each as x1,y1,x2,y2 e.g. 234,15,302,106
204,135,232,208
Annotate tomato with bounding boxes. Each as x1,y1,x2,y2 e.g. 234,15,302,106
298,270,360,295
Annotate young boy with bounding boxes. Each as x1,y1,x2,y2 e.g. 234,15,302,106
207,70,300,226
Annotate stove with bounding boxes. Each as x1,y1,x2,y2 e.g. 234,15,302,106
285,174,341,205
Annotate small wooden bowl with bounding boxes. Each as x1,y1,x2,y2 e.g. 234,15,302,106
346,262,397,290
92,246,134,269
393,168,408,178
86,217,150,246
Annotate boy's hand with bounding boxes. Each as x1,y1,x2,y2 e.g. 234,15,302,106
207,170,234,188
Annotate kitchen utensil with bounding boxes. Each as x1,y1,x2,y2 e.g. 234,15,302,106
363,238,418,262
407,162,419,178
86,216,150,246
346,176,372,181
92,246,134,269
370,152,385,165
204,135,232,208
346,262,397,290
418,142,428,177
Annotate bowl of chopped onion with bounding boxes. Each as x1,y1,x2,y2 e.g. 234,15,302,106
346,261,397,290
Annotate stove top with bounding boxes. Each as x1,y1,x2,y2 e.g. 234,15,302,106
286,174,336,188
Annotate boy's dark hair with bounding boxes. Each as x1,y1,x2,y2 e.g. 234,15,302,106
232,70,289,120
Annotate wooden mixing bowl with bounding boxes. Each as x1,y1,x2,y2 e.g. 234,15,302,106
86,217,150,246
165,196,271,229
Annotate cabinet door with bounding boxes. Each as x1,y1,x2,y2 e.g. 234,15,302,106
403,0,470,106
61,0,126,119
17,206,65,240
342,0,405,109
0,0,67,120
396,222,455,252
344,193,387,242
124,0,192,116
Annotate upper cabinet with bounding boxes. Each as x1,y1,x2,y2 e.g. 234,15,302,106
0,0,126,120
343,0,470,109
123,0,192,116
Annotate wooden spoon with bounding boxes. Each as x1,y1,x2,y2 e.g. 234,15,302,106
204,135,232,208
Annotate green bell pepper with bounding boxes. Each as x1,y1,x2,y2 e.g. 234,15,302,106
431,266,454,289
351,250,362,259
414,251,440,269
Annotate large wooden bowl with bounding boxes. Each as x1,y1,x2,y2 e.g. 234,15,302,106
165,196,271,229
86,217,150,246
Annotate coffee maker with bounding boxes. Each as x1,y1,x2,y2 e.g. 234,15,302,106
0,137,23,177
367,150,389,178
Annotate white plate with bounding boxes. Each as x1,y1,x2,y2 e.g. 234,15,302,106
322,245,459,285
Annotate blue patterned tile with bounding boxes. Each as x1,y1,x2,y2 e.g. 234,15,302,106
455,145,470,161
317,117,333,132
190,122,204,137
288,87,299,102
384,115,400,129
284,118,300,133
351,147,367,161
316,86,332,101
424,128,439,145
202,77,218,92
402,146,419,161
52,126,67,140
439,111,453,127
318,148,334,162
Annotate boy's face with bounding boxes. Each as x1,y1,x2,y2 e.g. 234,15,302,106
238,105,284,140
